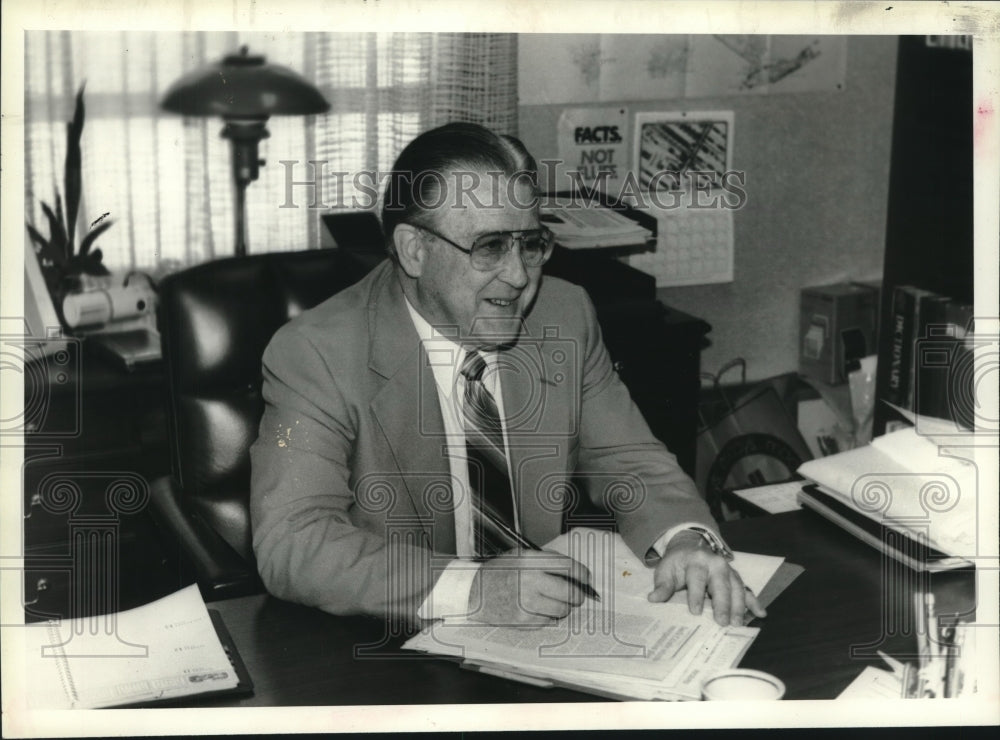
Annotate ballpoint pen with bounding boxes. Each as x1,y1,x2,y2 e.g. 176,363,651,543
925,592,945,698
474,501,602,602
913,590,930,697
941,619,957,698
950,622,968,697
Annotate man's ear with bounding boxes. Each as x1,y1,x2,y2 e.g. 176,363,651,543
393,224,426,279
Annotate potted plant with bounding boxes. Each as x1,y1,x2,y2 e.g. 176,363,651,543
25,83,112,328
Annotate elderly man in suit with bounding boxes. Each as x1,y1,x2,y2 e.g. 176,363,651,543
250,122,765,628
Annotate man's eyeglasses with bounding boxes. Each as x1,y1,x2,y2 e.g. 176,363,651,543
413,223,555,271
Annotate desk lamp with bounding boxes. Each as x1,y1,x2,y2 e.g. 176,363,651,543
161,46,329,257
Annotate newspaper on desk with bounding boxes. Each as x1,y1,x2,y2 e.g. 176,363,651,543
403,528,784,701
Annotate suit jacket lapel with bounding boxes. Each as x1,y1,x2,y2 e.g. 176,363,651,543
368,266,456,555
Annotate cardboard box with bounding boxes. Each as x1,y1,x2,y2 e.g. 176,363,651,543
799,282,878,385
850,278,882,348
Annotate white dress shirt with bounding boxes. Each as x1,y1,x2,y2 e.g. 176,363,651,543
402,297,727,621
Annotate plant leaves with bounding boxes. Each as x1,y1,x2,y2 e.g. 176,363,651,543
40,200,68,255
54,190,64,229
81,249,110,276
25,222,67,266
25,222,46,250
78,219,113,257
68,81,86,141
89,262,110,277
64,83,86,257
54,191,69,262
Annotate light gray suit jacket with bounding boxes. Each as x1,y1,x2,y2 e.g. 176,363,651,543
249,259,715,620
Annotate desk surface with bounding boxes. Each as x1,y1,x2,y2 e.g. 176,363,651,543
204,509,974,705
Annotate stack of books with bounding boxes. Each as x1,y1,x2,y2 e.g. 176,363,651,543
884,284,974,429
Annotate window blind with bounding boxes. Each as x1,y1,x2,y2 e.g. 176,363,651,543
23,31,518,273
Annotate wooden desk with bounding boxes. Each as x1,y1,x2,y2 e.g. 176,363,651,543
203,510,975,705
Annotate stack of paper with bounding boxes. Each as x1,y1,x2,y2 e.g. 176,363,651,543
540,200,653,249
797,413,978,569
404,528,784,701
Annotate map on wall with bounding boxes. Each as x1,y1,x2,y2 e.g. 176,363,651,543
686,35,846,96
520,34,604,105
599,35,688,101
519,34,846,104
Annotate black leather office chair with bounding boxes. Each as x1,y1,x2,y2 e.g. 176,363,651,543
150,248,372,601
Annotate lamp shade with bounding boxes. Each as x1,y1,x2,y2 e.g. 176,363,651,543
161,46,329,119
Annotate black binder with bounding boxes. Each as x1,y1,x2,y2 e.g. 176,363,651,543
126,609,254,707
798,484,973,574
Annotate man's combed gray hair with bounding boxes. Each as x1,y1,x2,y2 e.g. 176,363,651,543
380,122,539,256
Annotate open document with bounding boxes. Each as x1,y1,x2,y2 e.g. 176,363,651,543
403,528,786,701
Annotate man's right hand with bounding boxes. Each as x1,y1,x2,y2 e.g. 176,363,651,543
466,550,593,628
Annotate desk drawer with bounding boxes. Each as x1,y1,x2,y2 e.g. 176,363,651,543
22,561,72,623
23,435,168,547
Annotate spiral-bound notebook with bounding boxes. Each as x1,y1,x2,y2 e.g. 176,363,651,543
22,585,252,709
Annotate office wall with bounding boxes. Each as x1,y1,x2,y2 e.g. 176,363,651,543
518,36,898,381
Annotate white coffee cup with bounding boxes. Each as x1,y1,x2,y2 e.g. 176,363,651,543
701,669,786,700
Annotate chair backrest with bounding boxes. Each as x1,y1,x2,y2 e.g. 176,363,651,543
157,249,370,561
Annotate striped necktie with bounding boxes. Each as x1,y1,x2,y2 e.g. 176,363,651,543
461,350,518,557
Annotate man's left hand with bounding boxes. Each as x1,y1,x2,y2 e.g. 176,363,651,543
646,532,767,626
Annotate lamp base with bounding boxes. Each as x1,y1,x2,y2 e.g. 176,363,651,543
221,120,270,258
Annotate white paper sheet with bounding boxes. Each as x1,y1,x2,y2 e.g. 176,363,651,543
837,666,903,700
23,584,237,709
733,481,805,514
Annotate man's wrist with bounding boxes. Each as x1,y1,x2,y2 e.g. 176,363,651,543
416,558,482,621
647,522,735,563
665,529,710,552
680,525,735,561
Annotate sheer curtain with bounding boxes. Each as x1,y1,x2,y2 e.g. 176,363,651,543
24,31,518,273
